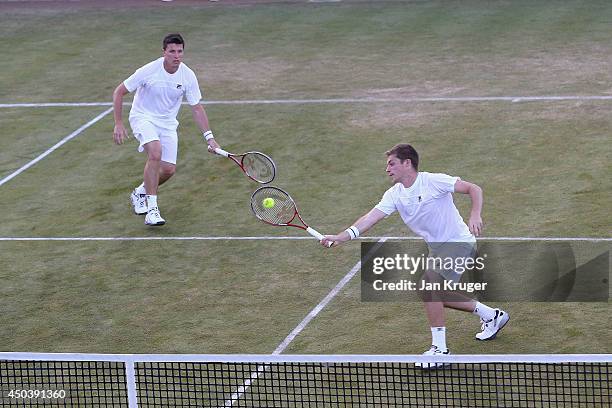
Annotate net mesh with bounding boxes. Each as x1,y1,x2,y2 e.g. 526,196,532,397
0,356,609,407
135,361,610,407
0,360,128,407
251,187,297,225
241,152,276,184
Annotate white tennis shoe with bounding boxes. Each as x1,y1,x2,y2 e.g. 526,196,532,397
145,207,165,226
130,190,148,215
476,309,510,341
415,345,450,369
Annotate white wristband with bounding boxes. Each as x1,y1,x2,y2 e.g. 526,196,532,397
203,130,214,141
345,226,360,240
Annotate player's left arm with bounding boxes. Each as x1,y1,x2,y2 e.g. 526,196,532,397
190,103,220,153
454,179,483,236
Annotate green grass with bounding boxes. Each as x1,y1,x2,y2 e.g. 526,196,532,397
2,1,612,101
0,108,109,180
0,240,354,353
0,1,610,356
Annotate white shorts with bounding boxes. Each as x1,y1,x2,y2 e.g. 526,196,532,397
129,118,178,165
428,241,478,283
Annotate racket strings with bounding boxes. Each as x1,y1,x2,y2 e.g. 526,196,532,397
242,153,275,184
251,187,297,225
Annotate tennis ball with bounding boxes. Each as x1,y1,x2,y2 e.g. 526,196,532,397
262,197,275,208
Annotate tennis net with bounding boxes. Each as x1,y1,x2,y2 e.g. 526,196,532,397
0,353,609,407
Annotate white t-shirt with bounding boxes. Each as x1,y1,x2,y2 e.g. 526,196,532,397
374,172,475,244
124,57,202,130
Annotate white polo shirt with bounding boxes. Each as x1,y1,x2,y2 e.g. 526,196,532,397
374,172,475,244
124,57,202,130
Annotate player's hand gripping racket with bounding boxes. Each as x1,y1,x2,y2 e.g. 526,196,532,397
250,186,332,246
212,147,276,184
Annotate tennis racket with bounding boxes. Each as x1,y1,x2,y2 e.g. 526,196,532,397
250,186,331,246
213,147,276,184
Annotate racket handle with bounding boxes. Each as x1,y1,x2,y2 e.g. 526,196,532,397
214,147,230,157
306,227,332,247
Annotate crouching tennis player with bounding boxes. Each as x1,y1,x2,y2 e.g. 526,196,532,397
113,33,221,226
321,144,509,368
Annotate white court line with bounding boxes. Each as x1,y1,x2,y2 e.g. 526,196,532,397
2,95,612,108
0,236,610,241
218,230,611,405
0,102,114,108
273,237,389,354
0,107,113,187
224,238,388,406
223,365,268,407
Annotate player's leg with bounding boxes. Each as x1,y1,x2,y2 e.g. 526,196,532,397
418,242,475,367
137,126,177,225
129,119,160,216
416,270,450,369
423,301,449,352
421,270,446,329
158,127,178,186
134,161,175,188
142,140,165,226
438,242,509,341
143,140,162,195
440,295,506,338
442,297,476,312
159,161,176,186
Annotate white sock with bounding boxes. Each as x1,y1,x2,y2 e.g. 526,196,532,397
146,195,158,211
431,327,447,351
135,183,146,195
473,302,496,321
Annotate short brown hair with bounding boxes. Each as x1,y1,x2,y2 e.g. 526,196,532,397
386,144,419,170
163,33,184,50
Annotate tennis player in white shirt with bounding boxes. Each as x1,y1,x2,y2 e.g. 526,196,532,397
112,33,221,226
321,144,509,367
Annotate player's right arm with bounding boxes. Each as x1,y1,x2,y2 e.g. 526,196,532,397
112,83,129,145
321,208,387,247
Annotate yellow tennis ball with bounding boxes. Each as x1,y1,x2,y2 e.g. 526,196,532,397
262,197,275,208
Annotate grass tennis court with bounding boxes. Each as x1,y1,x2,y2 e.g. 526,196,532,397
0,0,610,359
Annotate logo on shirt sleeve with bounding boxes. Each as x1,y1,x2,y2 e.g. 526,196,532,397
176,84,182,89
